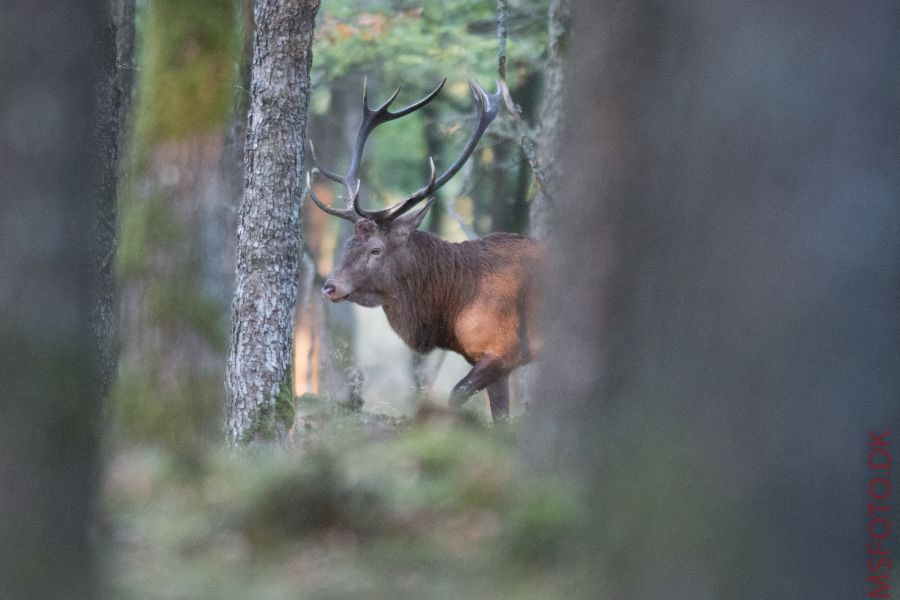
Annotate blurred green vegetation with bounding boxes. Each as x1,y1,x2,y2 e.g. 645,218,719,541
103,411,585,600
134,0,241,143
309,0,547,227
112,0,243,458
313,0,545,83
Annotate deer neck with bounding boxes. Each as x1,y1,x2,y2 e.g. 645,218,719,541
381,231,463,354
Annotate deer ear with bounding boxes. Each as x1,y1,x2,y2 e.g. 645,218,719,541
392,197,435,235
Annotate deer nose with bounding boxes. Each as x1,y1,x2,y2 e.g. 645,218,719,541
322,281,336,298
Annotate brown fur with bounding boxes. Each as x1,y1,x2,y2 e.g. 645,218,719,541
312,77,526,421
324,216,543,423
381,230,543,366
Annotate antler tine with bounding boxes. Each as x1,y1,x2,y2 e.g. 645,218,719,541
364,79,502,225
309,77,491,225
366,83,402,116
388,78,446,118
356,157,437,222
430,79,501,190
306,171,359,223
363,78,445,119
346,78,446,193
308,140,344,185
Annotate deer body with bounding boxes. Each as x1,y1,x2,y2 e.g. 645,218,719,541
308,78,541,422
381,230,541,365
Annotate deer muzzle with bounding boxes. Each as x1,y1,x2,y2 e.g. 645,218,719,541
322,279,349,302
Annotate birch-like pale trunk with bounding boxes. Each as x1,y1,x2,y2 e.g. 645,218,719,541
226,0,320,445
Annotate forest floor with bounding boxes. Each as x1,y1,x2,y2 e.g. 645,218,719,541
101,395,585,600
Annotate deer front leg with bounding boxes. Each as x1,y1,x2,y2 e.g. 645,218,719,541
486,375,510,424
449,354,507,413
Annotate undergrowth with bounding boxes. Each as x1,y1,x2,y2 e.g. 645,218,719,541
102,406,584,600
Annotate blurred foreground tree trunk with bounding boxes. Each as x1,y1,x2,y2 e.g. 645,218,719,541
226,0,321,445
0,3,104,598
527,2,900,599
115,0,242,457
94,0,135,396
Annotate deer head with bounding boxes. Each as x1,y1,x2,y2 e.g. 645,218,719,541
307,78,501,307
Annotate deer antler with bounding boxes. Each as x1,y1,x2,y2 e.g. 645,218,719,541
307,77,446,223
355,79,502,224
307,78,503,225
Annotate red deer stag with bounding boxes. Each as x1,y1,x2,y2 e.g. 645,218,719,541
306,78,542,423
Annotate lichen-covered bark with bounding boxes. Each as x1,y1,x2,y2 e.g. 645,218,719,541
226,0,320,445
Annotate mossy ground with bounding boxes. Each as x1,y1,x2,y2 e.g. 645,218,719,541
102,404,585,600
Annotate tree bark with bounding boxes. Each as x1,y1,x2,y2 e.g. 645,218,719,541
0,2,105,598
527,1,900,598
527,0,570,240
227,0,321,445
94,0,135,396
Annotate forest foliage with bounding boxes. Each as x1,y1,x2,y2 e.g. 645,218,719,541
106,405,583,599
111,0,552,453
6,0,897,598
309,0,547,231
104,1,575,597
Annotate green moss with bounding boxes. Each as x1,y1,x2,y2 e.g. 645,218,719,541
274,379,296,434
117,192,228,352
501,482,581,564
110,369,221,462
240,401,274,445
116,194,183,277
145,278,227,351
134,0,240,143
238,376,296,445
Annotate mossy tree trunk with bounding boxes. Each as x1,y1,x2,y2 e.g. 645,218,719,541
527,1,900,598
226,0,321,445
0,2,105,597
115,0,242,456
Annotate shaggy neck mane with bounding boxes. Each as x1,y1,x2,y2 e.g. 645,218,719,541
381,230,476,354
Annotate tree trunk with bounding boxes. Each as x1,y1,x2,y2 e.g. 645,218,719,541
301,75,363,409
0,3,105,598
115,0,241,457
292,251,321,397
527,2,900,598
226,0,321,445
527,0,570,240
94,0,135,396
421,101,446,234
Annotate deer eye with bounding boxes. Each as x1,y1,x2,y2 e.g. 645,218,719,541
370,247,382,256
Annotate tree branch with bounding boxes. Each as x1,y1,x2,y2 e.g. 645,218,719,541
495,1,550,201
